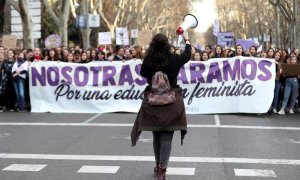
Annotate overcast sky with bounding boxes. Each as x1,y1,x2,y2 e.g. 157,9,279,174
192,0,218,33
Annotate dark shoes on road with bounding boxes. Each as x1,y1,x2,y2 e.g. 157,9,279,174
154,164,168,180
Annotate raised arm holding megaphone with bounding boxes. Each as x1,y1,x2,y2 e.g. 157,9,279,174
176,14,198,44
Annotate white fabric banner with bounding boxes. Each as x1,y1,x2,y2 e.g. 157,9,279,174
29,57,275,114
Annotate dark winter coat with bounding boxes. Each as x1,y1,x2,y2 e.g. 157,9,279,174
0,60,14,95
131,44,191,146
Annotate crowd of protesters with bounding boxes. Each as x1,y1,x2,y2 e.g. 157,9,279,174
0,42,299,114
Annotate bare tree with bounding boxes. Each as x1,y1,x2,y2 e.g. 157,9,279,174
216,0,299,49
42,0,71,47
8,0,34,48
270,0,298,49
0,0,6,37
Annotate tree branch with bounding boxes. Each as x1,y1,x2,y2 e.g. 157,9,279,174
7,0,20,12
97,0,112,29
92,0,101,12
61,0,71,28
70,0,76,18
41,0,60,26
278,3,291,21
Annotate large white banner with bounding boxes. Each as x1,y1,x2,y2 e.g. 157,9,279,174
29,57,275,114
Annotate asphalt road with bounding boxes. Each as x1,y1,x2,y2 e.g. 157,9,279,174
0,111,300,180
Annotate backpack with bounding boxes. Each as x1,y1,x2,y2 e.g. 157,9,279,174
147,71,176,105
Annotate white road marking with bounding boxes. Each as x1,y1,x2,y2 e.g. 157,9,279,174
234,169,277,177
2,164,47,172
1,122,300,131
77,166,119,174
123,136,153,143
272,138,300,144
214,114,221,126
0,153,300,165
82,113,102,123
167,168,195,175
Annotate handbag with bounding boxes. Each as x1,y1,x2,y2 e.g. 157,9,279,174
148,71,176,105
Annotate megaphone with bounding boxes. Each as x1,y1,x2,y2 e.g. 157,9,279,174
176,14,198,35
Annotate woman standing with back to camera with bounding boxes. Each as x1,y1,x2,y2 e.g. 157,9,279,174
131,33,191,180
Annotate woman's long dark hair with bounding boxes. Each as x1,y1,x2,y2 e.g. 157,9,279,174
143,34,171,71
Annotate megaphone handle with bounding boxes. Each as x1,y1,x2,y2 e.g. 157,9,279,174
177,35,183,45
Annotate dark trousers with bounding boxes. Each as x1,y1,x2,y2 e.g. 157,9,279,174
152,131,174,167
4,81,16,110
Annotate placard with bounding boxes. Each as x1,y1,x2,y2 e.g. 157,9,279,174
45,34,61,49
281,64,300,76
2,35,17,49
98,32,111,45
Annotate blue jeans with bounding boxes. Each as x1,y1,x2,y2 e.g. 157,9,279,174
152,131,174,167
282,78,299,109
13,77,25,110
272,80,281,109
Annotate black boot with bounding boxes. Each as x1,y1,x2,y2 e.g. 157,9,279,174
154,162,159,176
158,166,168,180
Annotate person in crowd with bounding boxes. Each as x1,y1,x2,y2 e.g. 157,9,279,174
66,53,74,63
191,46,197,60
204,45,212,55
25,49,34,62
56,47,62,60
42,49,49,61
131,34,191,180
86,49,91,59
23,50,33,110
33,48,42,61
132,45,143,59
61,49,69,62
97,51,106,61
271,51,282,113
74,45,81,51
124,48,132,60
175,49,182,55
12,52,28,112
224,48,231,58
107,55,114,62
81,51,89,63
228,48,235,57
89,49,98,62
212,45,225,58
73,50,82,63
280,49,289,63
201,52,209,61
114,45,125,61
45,48,60,61
291,48,299,61
14,50,20,61
266,48,275,59
61,46,67,51
259,50,267,58
107,46,114,58
170,45,176,54
278,55,299,115
1,50,16,111
0,46,4,54
0,53,5,112
193,51,201,61
248,46,257,57
234,44,245,56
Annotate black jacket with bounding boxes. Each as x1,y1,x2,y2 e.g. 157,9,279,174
140,44,191,91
